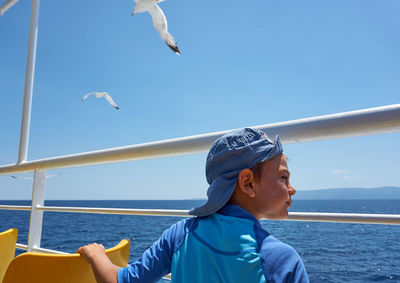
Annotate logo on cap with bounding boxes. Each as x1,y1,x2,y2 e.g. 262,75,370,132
264,133,274,144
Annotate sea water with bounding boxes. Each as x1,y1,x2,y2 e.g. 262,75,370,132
1,199,399,282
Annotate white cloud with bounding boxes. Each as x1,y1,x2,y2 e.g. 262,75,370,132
330,169,363,180
331,169,349,175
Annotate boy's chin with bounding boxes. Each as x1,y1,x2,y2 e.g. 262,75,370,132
264,211,289,220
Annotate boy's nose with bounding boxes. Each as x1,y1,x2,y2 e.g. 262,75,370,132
288,184,296,196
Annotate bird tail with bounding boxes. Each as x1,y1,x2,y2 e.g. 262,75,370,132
166,43,180,55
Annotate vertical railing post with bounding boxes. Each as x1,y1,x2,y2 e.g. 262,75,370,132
27,169,46,251
18,0,40,164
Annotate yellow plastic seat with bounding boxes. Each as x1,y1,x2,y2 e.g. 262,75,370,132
2,239,130,283
0,228,18,282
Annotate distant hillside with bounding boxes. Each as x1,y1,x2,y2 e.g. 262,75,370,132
294,186,400,200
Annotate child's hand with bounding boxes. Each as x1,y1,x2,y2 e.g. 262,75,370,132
77,243,107,264
77,243,119,283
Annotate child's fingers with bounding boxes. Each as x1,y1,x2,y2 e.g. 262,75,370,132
77,243,106,263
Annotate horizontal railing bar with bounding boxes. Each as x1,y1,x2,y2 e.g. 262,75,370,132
0,205,31,211
31,246,68,254
2,205,399,225
32,205,400,225
15,243,71,254
287,212,400,225
36,206,192,217
0,104,399,175
16,243,27,250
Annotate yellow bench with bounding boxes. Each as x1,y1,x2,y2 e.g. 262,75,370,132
3,239,130,283
0,228,18,282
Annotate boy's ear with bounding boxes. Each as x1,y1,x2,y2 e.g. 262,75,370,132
237,169,256,198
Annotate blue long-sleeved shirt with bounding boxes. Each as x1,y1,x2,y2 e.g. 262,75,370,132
118,205,309,282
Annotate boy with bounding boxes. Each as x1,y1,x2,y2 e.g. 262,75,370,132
78,128,309,283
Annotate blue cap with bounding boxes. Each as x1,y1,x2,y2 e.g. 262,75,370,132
189,128,283,217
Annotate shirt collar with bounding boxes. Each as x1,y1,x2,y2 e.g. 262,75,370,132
217,204,260,223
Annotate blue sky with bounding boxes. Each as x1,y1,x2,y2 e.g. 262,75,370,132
0,0,399,200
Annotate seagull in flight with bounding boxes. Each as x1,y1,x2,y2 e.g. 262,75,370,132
132,0,180,55
10,173,62,180
81,92,120,110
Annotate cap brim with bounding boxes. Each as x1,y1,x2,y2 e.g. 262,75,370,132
189,174,238,217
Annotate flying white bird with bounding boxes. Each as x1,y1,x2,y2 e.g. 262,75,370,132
132,0,180,55
10,173,62,180
81,92,120,110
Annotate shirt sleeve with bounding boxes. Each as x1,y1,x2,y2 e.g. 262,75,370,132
260,236,309,283
117,218,195,283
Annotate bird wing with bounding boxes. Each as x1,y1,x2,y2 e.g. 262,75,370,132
82,92,97,101
148,4,180,54
96,92,108,98
148,4,168,36
132,0,153,14
103,93,120,110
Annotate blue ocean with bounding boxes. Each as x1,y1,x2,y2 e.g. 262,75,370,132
1,199,399,282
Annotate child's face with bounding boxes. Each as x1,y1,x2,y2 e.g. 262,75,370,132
253,154,296,220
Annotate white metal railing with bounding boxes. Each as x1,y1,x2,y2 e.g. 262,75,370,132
0,205,31,211
17,0,40,164
16,243,67,254
1,103,400,253
0,0,19,16
3,205,400,225
1,103,399,175
2,205,400,225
